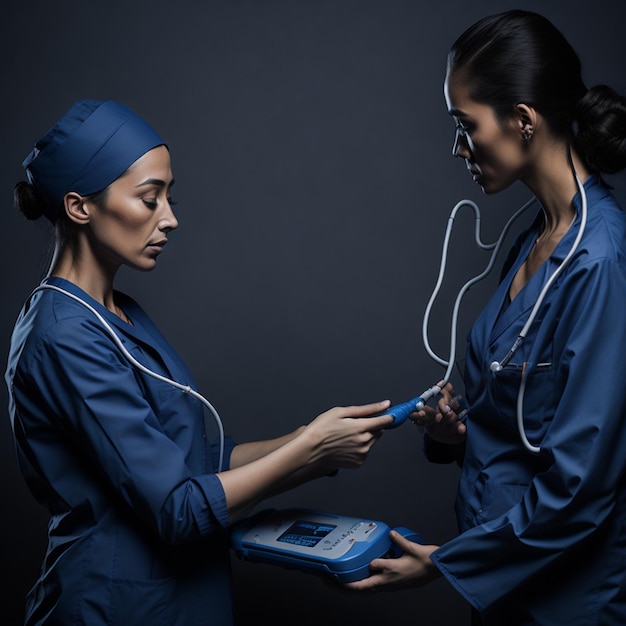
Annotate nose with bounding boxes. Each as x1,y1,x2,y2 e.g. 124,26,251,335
452,129,471,159
159,203,179,233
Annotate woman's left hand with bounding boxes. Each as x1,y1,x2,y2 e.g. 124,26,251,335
341,530,441,593
410,380,467,444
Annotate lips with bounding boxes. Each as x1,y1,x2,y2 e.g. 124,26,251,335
466,165,482,182
146,239,167,254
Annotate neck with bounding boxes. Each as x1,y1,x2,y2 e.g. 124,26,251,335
50,245,119,313
523,141,589,235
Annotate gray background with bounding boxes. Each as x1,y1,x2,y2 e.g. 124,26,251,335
2,1,625,624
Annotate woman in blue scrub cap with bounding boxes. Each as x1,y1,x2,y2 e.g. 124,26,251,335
346,10,626,626
6,99,394,625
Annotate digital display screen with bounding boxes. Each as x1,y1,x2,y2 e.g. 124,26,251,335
277,520,337,548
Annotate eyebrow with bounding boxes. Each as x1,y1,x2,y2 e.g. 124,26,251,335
135,178,175,189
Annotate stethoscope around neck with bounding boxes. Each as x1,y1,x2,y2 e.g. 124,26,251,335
423,166,588,454
494,170,587,454
24,281,227,471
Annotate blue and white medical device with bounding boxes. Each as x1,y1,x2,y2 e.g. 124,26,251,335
230,508,423,582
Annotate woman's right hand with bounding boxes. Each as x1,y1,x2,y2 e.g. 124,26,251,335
410,381,466,444
304,400,394,470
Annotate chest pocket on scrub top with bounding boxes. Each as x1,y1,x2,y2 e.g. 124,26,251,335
490,360,556,439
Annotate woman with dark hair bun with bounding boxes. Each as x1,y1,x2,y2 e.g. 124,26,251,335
346,10,626,625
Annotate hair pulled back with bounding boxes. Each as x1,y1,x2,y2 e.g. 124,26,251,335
447,9,626,175
14,180,54,221
14,180,76,245
14,180,108,247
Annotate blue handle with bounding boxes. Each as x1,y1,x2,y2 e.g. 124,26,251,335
379,384,443,428
382,396,425,428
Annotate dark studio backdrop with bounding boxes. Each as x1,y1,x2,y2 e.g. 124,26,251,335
1,1,625,624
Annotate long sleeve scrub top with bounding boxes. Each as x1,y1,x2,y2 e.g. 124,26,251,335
5,276,238,625
429,174,626,625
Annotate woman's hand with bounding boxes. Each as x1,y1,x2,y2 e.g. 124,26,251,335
342,531,441,592
304,400,394,470
410,380,466,444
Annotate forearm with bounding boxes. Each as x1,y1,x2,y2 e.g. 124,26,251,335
217,426,326,521
229,426,307,468
219,401,393,521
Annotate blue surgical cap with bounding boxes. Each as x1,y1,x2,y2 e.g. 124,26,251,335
22,99,166,217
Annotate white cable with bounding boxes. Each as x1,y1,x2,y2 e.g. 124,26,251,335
497,173,588,371
29,284,226,471
515,172,587,454
422,197,537,383
420,177,585,455
516,372,538,454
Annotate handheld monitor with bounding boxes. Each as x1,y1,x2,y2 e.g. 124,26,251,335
230,508,423,582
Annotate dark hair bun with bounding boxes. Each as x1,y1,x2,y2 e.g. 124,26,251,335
576,85,626,174
14,181,48,220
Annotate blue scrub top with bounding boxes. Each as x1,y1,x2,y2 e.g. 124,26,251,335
430,175,626,624
6,277,238,625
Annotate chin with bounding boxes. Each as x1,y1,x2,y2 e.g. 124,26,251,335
479,176,516,195
132,260,159,273
477,182,503,195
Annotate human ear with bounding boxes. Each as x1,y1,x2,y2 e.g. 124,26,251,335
63,192,91,225
515,103,537,141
